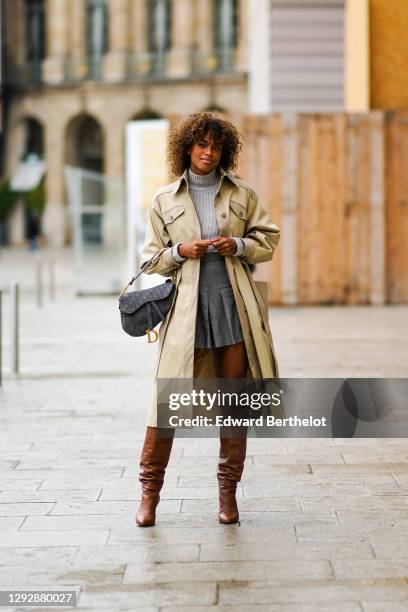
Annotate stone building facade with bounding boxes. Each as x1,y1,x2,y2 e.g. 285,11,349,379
3,0,249,246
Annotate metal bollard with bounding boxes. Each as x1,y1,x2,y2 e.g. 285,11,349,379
36,254,43,307
10,282,19,375
49,260,56,301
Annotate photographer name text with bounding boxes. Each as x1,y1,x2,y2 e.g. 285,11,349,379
167,415,327,428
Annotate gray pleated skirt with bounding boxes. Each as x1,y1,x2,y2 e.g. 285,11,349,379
195,252,244,349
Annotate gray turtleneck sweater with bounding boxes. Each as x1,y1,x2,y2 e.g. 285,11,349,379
171,168,245,262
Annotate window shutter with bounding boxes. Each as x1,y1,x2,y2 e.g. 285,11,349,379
269,0,345,111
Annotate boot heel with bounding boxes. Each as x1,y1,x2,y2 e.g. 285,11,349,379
136,491,160,527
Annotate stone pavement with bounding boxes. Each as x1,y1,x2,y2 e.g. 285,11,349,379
0,247,408,611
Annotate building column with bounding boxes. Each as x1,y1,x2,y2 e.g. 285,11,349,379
131,0,148,54
5,120,27,245
235,0,249,72
248,0,270,113
42,120,67,247
42,0,69,84
196,0,215,73
68,0,87,80
104,119,125,179
168,0,194,77
128,0,148,76
103,0,130,81
345,0,370,111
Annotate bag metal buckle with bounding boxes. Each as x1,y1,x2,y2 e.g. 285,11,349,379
146,328,159,343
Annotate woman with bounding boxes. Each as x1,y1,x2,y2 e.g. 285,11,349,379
136,112,280,527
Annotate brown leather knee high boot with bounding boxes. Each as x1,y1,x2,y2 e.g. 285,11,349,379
136,426,174,527
217,428,247,524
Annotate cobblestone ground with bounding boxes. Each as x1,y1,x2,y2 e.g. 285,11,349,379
0,247,408,611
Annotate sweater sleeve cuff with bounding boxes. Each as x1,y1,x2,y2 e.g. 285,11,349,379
232,237,245,257
172,243,187,263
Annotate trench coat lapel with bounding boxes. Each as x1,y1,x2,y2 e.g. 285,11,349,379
171,167,235,240
171,169,202,240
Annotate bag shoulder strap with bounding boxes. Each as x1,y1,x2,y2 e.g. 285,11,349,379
118,247,169,299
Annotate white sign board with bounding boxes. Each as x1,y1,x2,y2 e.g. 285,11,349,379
125,119,170,288
10,160,46,192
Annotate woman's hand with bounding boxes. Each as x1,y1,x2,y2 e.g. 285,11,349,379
178,240,214,259
212,237,238,256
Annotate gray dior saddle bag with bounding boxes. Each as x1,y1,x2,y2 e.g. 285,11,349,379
118,247,176,342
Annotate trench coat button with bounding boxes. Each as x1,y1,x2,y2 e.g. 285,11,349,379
222,212,227,218
239,211,243,217
169,215,173,221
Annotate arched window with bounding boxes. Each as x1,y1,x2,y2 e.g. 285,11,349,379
86,0,108,79
76,116,105,173
130,108,163,121
65,114,105,244
25,118,44,160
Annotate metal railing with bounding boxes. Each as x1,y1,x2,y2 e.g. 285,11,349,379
4,60,43,88
126,50,169,80
4,47,240,88
0,257,58,385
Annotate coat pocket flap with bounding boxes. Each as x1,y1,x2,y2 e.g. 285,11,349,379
163,205,185,224
229,200,248,220
119,279,175,314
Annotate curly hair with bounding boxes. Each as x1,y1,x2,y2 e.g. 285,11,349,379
167,112,243,177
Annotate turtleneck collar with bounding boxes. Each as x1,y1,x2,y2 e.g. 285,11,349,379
187,167,220,188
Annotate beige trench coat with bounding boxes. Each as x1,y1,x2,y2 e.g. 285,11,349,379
141,168,280,426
